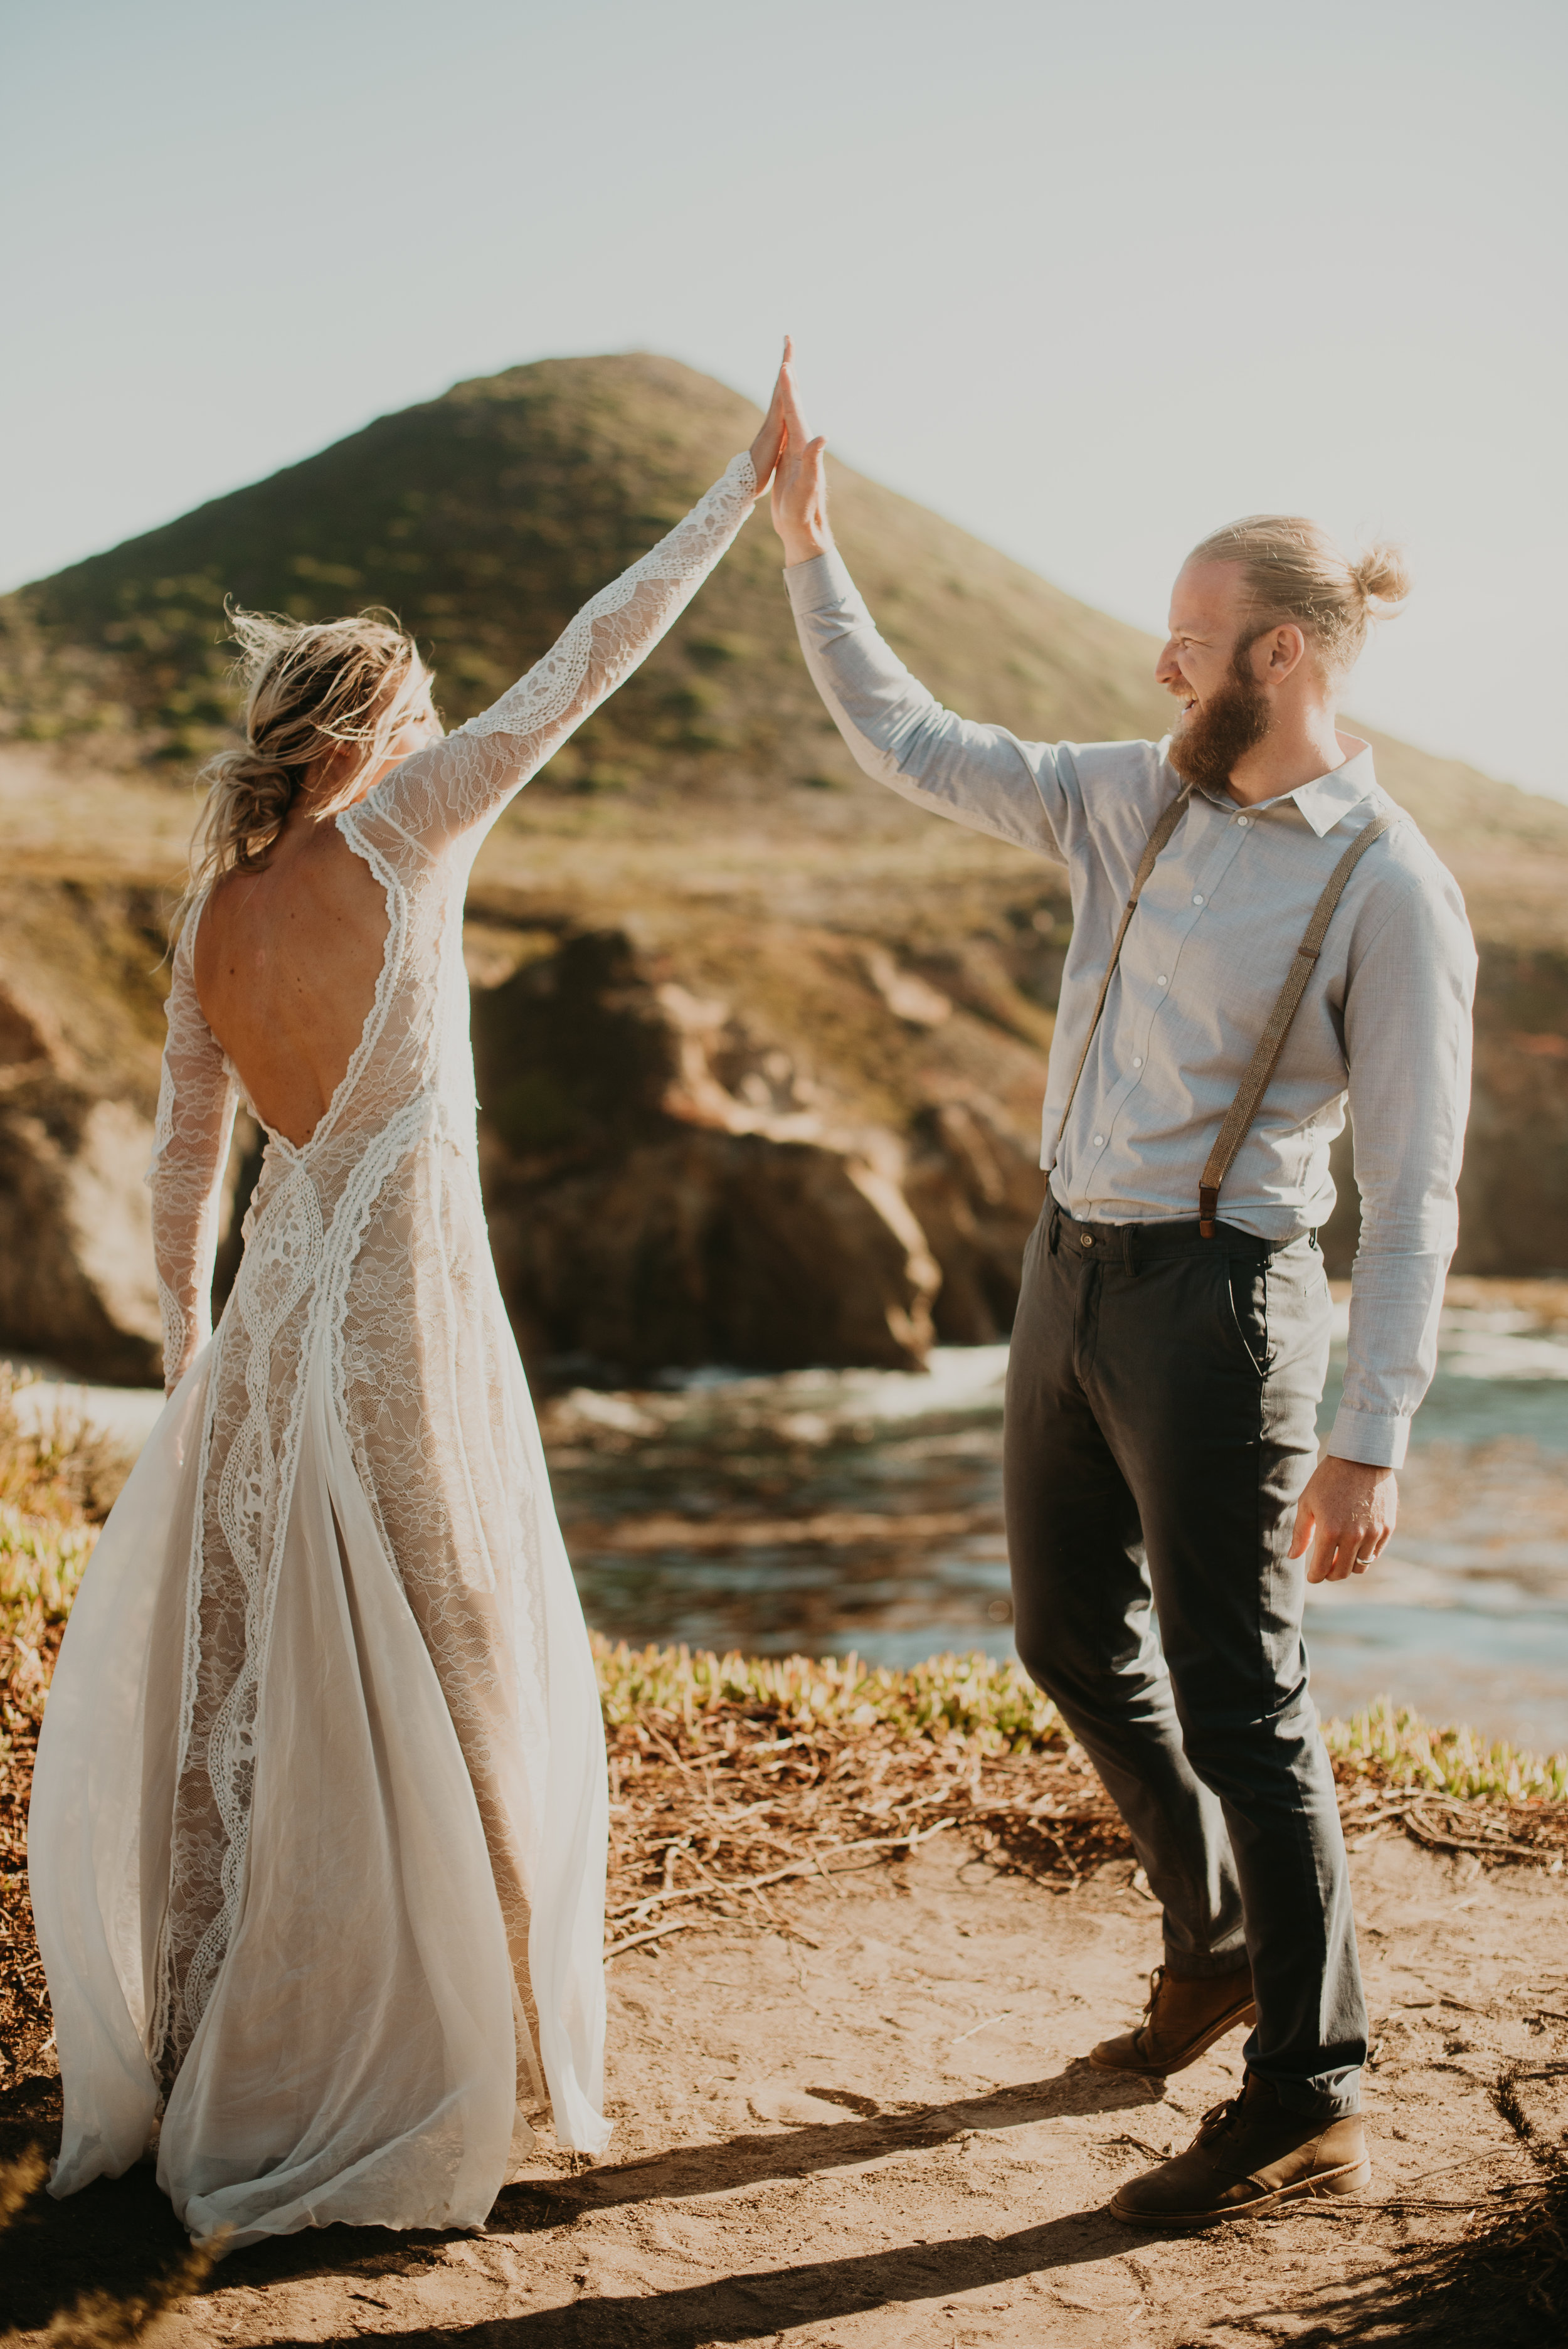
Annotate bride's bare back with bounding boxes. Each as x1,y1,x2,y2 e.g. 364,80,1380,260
194,814,392,1148
192,681,441,1146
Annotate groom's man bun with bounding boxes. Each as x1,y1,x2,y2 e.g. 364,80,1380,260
1187,514,1411,676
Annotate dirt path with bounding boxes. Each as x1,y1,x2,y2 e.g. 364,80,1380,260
4,1835,1566,2346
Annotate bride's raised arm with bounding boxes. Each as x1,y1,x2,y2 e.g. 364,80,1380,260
358,359,788,862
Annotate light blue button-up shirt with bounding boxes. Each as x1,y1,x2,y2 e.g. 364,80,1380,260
785,549,1477,1469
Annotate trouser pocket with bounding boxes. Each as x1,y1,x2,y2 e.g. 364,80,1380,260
1219,1254,1269,1376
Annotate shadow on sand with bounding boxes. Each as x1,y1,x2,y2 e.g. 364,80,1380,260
0,2061,1160,2334
346,2210,1138,2346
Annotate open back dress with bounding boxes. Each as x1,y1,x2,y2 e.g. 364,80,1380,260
29,451,759,2247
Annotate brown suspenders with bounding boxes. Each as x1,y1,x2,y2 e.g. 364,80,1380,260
1052,790,1394,1238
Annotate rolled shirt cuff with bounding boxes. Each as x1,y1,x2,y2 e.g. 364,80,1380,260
783,548,857,613
1325,1404,1411,1471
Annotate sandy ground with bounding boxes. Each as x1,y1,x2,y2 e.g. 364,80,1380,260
3,1835,1566,2348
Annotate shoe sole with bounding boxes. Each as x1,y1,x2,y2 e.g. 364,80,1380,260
1108,2157,1372,2228
1087,2000,1257,2079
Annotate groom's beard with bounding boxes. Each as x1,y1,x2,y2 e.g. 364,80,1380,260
1166,642,1272,792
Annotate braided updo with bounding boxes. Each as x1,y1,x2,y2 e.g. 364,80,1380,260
1185,516,1411,675
183,605,432,919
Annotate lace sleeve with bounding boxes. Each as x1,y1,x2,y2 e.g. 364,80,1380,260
354,453,758,860
147,915,239,1394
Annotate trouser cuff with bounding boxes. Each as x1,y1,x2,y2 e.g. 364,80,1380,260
1256,2069,1362,2121
1162,1941,1251,1981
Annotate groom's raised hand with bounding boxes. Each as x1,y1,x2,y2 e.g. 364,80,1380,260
770,342,833,568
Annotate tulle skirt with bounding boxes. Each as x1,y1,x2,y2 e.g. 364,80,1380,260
29,1322,609,2248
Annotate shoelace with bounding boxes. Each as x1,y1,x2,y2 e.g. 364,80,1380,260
1132,1964,1167,2048
1196,2091,1248,2144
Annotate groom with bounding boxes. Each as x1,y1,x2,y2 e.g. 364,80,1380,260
766,354,1475,2225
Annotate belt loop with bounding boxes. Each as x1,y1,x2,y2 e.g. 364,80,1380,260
1121,1224,1138,1278
1048,1202,1061,1256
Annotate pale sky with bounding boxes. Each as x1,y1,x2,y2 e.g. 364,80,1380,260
4,0,1564,798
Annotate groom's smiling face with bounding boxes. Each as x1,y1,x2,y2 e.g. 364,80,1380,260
1157,558,1251,726
1156,559,1273,790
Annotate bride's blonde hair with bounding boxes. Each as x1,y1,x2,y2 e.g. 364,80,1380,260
181,605,431,923
1187,515,1411,676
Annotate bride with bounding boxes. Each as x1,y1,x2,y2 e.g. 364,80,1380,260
29,355,788,2248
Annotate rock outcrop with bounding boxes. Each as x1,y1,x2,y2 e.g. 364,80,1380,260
2,870,1565,1385
0,1078,162,1382
470,924,1041,1377
0,886,171,1383
470,915,1568,1379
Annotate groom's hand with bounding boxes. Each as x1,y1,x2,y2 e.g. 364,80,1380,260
1291,1455,1398,1584
770,344,833,567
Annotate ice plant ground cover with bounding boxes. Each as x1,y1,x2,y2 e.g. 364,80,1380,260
597,1635,1568,1799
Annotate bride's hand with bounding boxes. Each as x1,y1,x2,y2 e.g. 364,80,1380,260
749,342,790,496
769,346,832,567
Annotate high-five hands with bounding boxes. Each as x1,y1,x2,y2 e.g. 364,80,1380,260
747,339,831,564
759,339,833,568
748,347,790,500
1290,1453,1397,1584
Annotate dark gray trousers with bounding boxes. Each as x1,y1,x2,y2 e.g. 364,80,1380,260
1004,1196,1367,2117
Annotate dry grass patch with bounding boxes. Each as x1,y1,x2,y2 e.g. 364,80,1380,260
595,1640,1568,1965
0,1368,127,2090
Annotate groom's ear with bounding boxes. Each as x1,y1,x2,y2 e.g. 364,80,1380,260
1253,623,1307,686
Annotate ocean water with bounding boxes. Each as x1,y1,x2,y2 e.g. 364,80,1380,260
1306,1299,1568,1754
14,1284,1568,1755
546,1288,1568,1758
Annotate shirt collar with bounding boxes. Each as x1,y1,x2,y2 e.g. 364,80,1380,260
1195,736,1379,839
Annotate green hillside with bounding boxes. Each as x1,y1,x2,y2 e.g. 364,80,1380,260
4,350,1567,946
0,352,1179,791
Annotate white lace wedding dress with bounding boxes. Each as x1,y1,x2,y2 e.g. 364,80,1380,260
29,452,760,2248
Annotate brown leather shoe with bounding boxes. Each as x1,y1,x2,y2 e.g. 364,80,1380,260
1110,2071,1370,2227
1089,1963,1255,2077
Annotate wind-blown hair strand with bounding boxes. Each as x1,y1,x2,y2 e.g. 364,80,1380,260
179,605,430,928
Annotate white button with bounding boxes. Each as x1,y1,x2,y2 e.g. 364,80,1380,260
1133,1056,1143,1069
1093,1133,1104,1147
1157,974,1168,987
1236,814,1250,827
1192,893,1204,905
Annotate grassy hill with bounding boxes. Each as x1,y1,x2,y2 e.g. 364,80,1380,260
8,348,1567,947
0,353,1165,786
0,353,1564,1383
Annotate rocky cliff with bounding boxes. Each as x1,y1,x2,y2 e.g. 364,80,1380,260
0,879,184,1383
3,354,1565,1383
